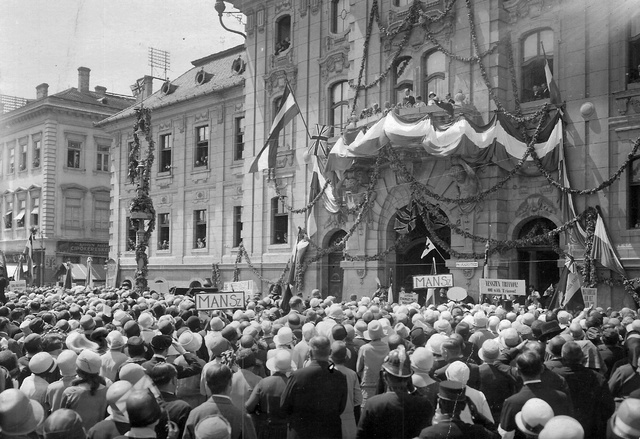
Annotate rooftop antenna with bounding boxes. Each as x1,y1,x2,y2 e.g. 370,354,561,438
148,47,171,81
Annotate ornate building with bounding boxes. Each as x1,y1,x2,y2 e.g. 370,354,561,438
0,68,134,286
222,0,640,308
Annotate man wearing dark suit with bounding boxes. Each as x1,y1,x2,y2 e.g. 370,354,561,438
182,363,257,439
498,350,574,439
141,335,202,379
433,336,481,390
281,336,347,439
149,363,192,439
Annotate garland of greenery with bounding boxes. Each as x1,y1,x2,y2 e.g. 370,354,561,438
233,242,290,287
505,35,523,117
211,263,221,288
233,246,242,282
422,25,500,64
128,107,156,291
351,0,379,111
273,178,331,214
581,207,597,287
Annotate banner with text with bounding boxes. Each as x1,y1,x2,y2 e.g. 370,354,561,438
582,287,597,308
223,280,255,294
196,290,247,310
413,274,454,290
479,278,526,296
399,291,418,304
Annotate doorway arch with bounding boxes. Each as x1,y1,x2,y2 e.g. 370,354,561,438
515,217,560,292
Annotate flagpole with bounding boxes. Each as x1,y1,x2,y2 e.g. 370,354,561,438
283,75,310,139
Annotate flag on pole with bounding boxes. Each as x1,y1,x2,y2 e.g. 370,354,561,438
482,241,490,279
421,237,435,259
426,257,437,305
64,263,73,289
87,258,94,289
558,255,584,312
14,257,23,281
306,156,339,237
249,82,301,173
541,43,562,105
558,144,586,247
283,235,309,313
387,269,394,304
591,207,626,276
23,232,34,284
309,124,329,158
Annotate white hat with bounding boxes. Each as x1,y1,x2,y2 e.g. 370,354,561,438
274,327,294,346
179,331,203,353
515,398,554,436
107,331,127,350
29,352,57,375
266,349,296,373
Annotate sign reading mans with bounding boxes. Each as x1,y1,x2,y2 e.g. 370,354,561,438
196,290,247,311
479,279,526,296
413,274,454,290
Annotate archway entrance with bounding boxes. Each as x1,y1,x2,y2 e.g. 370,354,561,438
516,217,560,293
393,203,450,303
327,230,347,301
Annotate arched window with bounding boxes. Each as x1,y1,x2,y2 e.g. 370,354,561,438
331,0,349,34
521,29,554,102
422,51,446,101
330,81,349,137
275,15,291,55
393,56,413,105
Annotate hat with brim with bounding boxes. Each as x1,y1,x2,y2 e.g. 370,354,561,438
266,349,297,373
514,398,554,436
609,398,640,439
437,380,466,402
364,320,385,341
0,389,46,435
478,339,500,363
538,321,563,342
273,327,294,346
65,331,99,353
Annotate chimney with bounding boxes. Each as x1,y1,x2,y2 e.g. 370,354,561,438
36,83,49,99
78,67,91,92
143,75,154,99
94,86,107,96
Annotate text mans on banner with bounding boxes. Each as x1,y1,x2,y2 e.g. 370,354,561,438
196,291,247,310
413,274,454,290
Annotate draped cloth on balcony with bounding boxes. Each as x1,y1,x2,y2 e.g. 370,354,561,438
326,111,563,173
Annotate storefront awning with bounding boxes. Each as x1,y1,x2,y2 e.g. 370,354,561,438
70,263,105,281
14,211,25,221
31,207,39,214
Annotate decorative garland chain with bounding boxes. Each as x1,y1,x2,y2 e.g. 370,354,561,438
505,34,523,117
211,263,221,288
423,25,499,63
581,208,597,287
273,178,331,214
529,135,640,195
351,0,379,111
379,0,457,40
233,243,290,287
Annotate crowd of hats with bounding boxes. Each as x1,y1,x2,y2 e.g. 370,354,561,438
0,283,638,439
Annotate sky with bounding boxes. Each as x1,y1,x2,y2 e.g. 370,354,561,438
0,0,246,99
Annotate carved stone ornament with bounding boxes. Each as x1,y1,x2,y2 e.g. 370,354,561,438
326,31,350,53
630,98,640,114
503,0,544,24
195,111,209,122
157,194,172,206
462,268,475,280
299,0,308,17
319,51,350,83
357,268,366,284
515,194,556,218
275,0,291,14
276,150,295,168
158,121,172,131
263,68,298,96
310,0,320,15
270,48,295,71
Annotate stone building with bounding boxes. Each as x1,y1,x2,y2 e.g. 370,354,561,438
0,67,134,286
221,0,640,308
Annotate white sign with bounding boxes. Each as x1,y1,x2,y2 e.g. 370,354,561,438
8,280,26,292
195,291,247,311
399,291,418,305
479,279,526,296
582,287,597,309
223,280,255,294
413,274,454,290
455,261,479,268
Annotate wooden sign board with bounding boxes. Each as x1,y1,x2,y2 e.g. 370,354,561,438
479,279,526,296
223,280,255,294
399,291,418,305
413,274,454,290
582,287,597,309
8,280,26,292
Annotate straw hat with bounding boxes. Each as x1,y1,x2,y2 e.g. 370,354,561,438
515,398,554,436
266,349,296,374
0,389,45,435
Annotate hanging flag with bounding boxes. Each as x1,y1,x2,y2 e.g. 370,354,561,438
387,269,394,304
23,232,34,284
482,241,490,279
426,257,437,305
14,257,23,282
249,81,301,173
558,144,586,247
541,43,562,105
306,156,339,237
421,237,435,259
309,124,329,158
394,204,419,235
591,207,626,276
558,255,584,312
87,258,94,289
64,263,73,289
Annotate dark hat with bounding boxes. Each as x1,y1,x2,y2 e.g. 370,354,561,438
126,390,162,427
148,363,177,385
235,348,256,369
29,318,45,334
42,333,64,353
42,409,86,439
151,334,173,351
157,320,174,336
186,316,201,332
331,324,347,341
381,346,413,378
0,350,18,373
221,325,239,342
123,320,140,337
90,327,109,342
23,333,43,353
538,321,563,342
438,380,466,402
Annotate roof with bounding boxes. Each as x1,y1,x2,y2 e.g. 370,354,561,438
98,44,246,126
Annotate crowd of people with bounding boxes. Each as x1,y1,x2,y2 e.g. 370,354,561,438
0,283,637,439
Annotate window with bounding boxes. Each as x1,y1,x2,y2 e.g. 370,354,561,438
522,29,554,102
274,96,293,151
194,126,209,168
4,199,13,229
331,0,349,33
67,140,82,168
15,199,26,228
159,134,172,173
275,15,291,55
422,51,446,102
32,137,41,168
630,156,640,228
31,197,39,227
271,197,288,244
393,56,414,105
233,206,243,247
96,144,110,171
234,117,245,161
95,199,110,231
8,146,15,174
158,213,170,250
65,197,82,228
126,217,137,251
19,141,27,171
628,15,640,84
393,0,412,5
330,81,349,137
194,210,207,248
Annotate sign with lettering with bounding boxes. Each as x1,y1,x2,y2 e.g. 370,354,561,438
455,261,479,268
9,280,27,292
399,291,418,305
56,241,109,257
223,280,255,294
413,274,454,290
479,279,526,296
582,287,597,309
195,290,247,310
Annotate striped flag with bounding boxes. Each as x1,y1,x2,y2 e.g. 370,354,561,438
542,43,562,105
306,155,339,237
249,82,301,173
23,232,34,283
309,124,329,158
426,257,437,305
421,237,435,259
591,208,626,276
559,255,584,312
387,269,394,304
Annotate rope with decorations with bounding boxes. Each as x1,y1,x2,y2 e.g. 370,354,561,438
233,242,290,287
273,178,331,214
128,107,156,290
379,0,457,40
211,263,221,288
351,0,379,111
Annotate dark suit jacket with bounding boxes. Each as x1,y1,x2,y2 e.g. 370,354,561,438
281,360,347,439
419,419,499,439
160,391,192,438
182,395,256,439
357,391,433,439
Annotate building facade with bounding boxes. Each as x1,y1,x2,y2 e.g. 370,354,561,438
218,0,640,308
98,45,247,293
0,68,134,285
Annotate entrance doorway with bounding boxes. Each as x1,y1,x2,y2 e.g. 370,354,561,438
327,230,347,301
516,217,560,292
